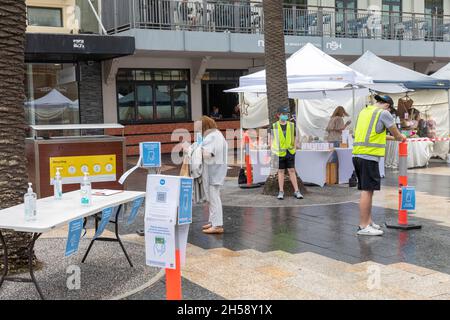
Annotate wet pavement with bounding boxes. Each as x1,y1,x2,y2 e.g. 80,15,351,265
114,159,450,299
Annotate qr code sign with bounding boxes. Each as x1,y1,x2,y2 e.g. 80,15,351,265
156,192,167,203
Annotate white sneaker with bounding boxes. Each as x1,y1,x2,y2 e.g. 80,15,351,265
294,191,304,199
357,225,384,236
370,222,381,230
277,191,284,200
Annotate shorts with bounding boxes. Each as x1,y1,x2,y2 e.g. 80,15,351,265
275,153,295,170
352,157,381,191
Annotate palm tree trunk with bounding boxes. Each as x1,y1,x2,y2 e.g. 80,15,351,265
262,0,289,124
0,0,35,273
261,0,306,196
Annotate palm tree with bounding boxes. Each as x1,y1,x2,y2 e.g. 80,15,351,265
261,0,306,196
0,0,34,273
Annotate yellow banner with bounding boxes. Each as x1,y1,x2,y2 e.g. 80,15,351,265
49,154,117,184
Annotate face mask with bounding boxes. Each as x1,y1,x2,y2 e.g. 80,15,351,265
280,115,289,121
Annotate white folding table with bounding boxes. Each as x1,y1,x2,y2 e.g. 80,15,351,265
0,190,145,300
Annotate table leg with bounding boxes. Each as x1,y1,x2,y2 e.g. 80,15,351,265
0,231,44,300
114,206,133,267
81,205,133,267
28,233,44,300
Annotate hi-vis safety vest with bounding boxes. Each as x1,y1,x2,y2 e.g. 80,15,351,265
271,121,296,157
352,105,387,157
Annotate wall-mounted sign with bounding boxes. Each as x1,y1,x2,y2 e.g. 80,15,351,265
49,154,116,184
140,142,161,168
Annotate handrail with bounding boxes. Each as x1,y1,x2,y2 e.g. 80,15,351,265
100,0,450,42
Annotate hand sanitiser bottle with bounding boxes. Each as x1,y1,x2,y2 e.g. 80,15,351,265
24,183,37,222
80,172,92,206
54,168,63,200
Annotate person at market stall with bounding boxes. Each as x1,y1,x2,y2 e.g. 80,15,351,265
184,116,228,234
325,106,352,147
270,106,303,200
353,95,406,236
232,104,240,119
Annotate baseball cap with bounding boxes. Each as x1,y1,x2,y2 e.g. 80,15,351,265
374,95,394,107
277,106,290,113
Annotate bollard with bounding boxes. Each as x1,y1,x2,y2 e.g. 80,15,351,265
386,141,422,230
240,131,261,189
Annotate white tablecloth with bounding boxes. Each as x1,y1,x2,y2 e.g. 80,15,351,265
334,148,354,184
249,149,333,187
385,140,434,169
295,150,333,187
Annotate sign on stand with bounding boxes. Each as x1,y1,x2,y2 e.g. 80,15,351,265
144,175,193,273
140,142,161,168
401,186,416,211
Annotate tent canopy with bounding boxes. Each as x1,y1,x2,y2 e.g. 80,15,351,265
238,43,373,90
26,89,75,107
433,62,450,80
228,43,407,94
350,51,450,89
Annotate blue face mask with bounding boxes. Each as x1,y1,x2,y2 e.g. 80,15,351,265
280,115,289,122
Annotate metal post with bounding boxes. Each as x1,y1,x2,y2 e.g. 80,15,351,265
318,7,323,36
113,0,118,33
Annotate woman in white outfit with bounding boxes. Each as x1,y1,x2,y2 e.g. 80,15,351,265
195,116,228,234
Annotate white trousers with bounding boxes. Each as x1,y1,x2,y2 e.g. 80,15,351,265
208,185,223,227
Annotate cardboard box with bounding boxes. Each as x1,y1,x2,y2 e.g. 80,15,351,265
326,163,338,185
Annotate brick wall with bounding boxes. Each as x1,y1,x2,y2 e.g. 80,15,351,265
106,120,241,156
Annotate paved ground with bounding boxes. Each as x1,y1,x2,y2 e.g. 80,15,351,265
119,157,450,300
2,153,449,300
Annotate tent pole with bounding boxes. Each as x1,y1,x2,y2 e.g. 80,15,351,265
448,89,450,158
239,93,244,169
352,87,356,131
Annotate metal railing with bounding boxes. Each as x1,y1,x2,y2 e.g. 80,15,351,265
101,0,450,42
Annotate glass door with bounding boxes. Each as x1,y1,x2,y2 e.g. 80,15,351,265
425,0,444,40
335,0,357,37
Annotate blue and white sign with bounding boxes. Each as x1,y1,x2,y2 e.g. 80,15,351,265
127,197,145,225
94,207,114,239
178,178,193,225
65,218,83,257
140,142,161,168
401,186,416,211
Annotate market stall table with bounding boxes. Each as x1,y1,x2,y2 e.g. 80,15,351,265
295,150,334,187
385,140,434,168
334,148,354,184
250,149,335,187
0,190,145,300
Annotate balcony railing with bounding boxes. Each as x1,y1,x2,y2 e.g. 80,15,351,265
101,0,450,42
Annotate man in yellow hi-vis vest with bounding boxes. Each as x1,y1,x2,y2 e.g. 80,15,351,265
271,106,303,200
353,95,406,236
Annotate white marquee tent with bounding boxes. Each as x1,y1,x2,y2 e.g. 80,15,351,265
230,43,406,138
351,51,449,159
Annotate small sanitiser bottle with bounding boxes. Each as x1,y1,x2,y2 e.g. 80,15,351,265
24,183,37,222
80,172,92,207
53,167,63,200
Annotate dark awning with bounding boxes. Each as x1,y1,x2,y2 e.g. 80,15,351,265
25,33,135,63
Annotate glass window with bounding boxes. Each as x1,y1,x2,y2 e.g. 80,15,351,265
155,85,172,120
117,83,135,122
24,63,79,125
116,69,190,123
137,85,153,121
27,7,63,27
173,84,188,120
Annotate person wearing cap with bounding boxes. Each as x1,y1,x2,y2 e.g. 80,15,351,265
270,106,303,200
353,95,406,236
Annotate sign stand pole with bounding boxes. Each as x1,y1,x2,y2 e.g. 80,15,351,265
165,226,182,300
386,141,422,230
